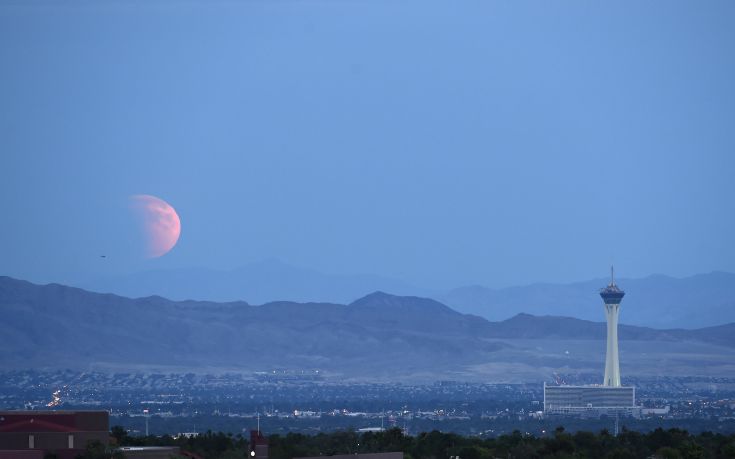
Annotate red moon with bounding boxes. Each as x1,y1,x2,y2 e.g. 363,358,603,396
129,194,181,258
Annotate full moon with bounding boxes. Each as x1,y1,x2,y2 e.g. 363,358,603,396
129,194,181,258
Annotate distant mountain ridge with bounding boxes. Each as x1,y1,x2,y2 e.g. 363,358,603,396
79,263,735,329
1,276,734,382
80,259,426,305
437,271,735,329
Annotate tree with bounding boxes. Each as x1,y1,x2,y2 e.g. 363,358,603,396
655,446,683,459
78,440,123,459
110,426,128,445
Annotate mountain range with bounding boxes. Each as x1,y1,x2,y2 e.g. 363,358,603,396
79,262,735,329
80,259,423,307
438,271,735,329
2,276,733,382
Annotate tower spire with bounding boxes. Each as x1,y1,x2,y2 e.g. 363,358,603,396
611,265,615,286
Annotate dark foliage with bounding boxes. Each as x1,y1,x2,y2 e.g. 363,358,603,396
114,425,735,459
113,428,246,459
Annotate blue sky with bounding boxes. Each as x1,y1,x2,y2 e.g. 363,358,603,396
1,0,734,289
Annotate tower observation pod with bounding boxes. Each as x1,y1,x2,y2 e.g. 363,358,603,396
600,266,625,387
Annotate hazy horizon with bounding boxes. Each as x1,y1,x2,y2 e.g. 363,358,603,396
6,258,734,296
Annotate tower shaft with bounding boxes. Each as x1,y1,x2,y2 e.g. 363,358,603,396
603,303,621,387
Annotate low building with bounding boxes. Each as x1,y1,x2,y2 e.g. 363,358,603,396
0,411,109,459
295,454,403,459
0,450,45,459
544,383,638,417
249,430,268,459
119,446,183,459
641,406,671,416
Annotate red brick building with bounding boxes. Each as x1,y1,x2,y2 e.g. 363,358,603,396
0,411,109,459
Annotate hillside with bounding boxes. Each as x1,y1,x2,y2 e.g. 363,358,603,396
1,276,733,382
79,263,735,329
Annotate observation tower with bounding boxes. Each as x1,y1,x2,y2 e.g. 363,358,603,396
600,266,625,387
542,267,636,417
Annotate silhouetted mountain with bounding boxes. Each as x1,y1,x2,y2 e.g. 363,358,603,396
438,272,735,329
1,277,733,382
80,259,425,305
80,263,734,329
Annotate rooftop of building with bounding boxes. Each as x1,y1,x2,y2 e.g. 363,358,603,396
0,411,109,433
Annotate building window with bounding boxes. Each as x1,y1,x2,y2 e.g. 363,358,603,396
28,435,34,449
68,434,74,449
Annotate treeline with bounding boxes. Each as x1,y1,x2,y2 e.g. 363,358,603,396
112,426,735,459
111,426,246,459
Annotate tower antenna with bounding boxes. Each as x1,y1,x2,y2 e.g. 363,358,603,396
611,265,615,286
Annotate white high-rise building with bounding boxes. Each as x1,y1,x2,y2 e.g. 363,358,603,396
600,266,625,387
